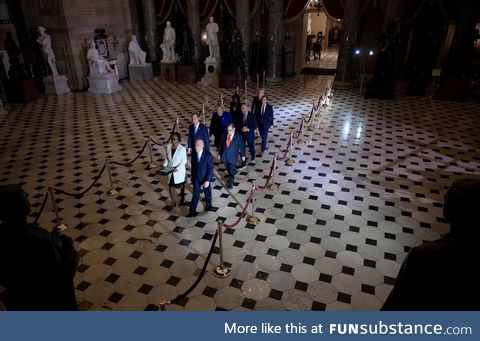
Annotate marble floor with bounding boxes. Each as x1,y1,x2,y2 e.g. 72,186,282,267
1,75,479,311
303,47,338,70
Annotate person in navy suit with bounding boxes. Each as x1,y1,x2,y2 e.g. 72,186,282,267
255,95,274,155
239,103,257,164
187,113,210,154
220,123,245,189
188,139,214,217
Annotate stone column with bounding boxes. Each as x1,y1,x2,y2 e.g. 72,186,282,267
335,0,361,88
236,0,249,77
266,0,283,83
187,0,201,66
142,0,158,64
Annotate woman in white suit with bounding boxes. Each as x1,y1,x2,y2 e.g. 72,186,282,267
163,132,187,211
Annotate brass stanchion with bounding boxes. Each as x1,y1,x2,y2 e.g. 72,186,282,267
213,221,231,278
106,156,118,196
285,132,295,166
176,117,180,133
267,154,279,191
159,299,170,311
48,186,67,232
315,97,323,118
297,118,305,145
147,136,157,169
322,91,329,108
246,181,260,225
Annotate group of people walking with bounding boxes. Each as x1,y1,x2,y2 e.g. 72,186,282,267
163,88,274,217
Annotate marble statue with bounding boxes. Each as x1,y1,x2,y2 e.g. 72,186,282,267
87,40,114,75
206,16,220,60
128,35,146,65
37,26,58,77
161,21,176,62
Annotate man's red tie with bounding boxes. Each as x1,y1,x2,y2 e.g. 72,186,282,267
226,134,231,148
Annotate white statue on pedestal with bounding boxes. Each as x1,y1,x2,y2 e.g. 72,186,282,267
161,21,176,62
37,26,59,77
128,35,147,65
87,40,114,75
206,17,220,60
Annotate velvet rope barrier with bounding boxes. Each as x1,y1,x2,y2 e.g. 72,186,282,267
150,122,177,147
303,104,316,124
293,119,304,139
276,136,292,161
110,140,148,166
223,189,255,228
53,162,107,198
160,230,219,309
257,158,275,190
32,190,49,224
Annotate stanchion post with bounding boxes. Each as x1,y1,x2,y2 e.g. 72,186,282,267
267,154,279,191
147,136,157,169
213,221,232,278
286,132,295,166
202,103,206,124
106,156,118,196
297,118,305,145
159,299,170,311
176,117,180,133
246,181,260,225
315,97,323,118
48,186,67,232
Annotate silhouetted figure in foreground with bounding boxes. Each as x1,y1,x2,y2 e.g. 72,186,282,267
382,179,480,310
0,184,78,310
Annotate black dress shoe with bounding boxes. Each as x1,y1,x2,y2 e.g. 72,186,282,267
186,212,198,218
205,205,212,211
227,184,233,189
179,200,189,206
165,203,176,211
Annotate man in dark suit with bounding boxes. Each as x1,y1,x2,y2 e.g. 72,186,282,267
220,123,245,189
240,103,257,164
382,179,480,310
255,95,274,155
188,139,214,217
187,113,210,154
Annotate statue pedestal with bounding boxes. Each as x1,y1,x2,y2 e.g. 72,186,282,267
88,73,122,94
129,63,153,81
177,64,196,84
44,75,70,95
160,62,176,81
201,58,220,87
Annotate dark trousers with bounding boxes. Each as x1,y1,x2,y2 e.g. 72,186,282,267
259,126,269,152
244,135,256,160
224,161,237,187
190,181,212,213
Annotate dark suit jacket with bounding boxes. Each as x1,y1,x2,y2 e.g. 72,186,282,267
220,132,245,164
250,96,261,114
187,123,210,151
191,149,214,185
239,111,257,142
255,104,274,130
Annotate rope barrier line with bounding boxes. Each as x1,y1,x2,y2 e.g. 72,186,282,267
303,104,316,124
293,119,304,139
276,136,292,161
150,122,178,147
161,230,219,310
32,190,49,224
223,190,255,228
257,159,275,190
53,162,107,198
110,140,148,166
213,170,246,212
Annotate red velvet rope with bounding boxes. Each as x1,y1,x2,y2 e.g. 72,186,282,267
276,136,292,161
223,189,255,228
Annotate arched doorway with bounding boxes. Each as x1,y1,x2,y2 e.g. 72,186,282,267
301,0,341,74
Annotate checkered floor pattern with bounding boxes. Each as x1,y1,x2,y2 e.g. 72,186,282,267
1,75,479,310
